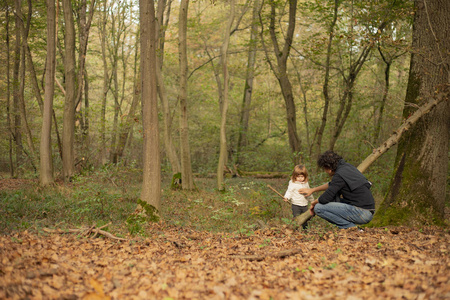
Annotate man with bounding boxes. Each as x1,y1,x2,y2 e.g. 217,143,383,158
299,150,375,229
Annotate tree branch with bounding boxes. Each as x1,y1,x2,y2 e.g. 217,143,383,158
357,85,449,173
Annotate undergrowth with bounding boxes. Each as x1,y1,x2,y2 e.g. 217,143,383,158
0,168,356,238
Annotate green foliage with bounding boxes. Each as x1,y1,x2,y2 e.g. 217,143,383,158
0,173,138,235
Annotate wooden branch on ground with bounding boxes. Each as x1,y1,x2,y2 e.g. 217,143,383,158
230,248,302,261
43,223,127,241
294,211,313,227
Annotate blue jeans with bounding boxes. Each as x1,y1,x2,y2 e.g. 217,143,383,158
314,202,373,229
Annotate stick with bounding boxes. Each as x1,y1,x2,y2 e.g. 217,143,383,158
268,185,312,226
267,185,285,199
230,248,302,261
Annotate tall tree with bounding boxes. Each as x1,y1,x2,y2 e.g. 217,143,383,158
5,2,14,177
178,0,195,189
140,0,161,212
13,0,24,176
108,1,132,163
40,0,57,186
260,0,301,161
26,35,63,161
62,0,77,181
374,41,407,144
114,22,141,162
99,0,110,165
235,0,260,166
217,0,236,191
314,0,339,158
16,0,38,171
373,0,449,226
74,0,96,158
156,0,181,175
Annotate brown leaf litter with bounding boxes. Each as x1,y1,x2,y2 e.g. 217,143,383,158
0,224,449,299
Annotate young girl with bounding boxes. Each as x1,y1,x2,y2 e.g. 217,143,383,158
284,165,314,229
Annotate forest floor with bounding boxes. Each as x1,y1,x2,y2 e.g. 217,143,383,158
1,178,449,299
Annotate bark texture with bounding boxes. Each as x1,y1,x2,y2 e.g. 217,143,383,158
373,0,449,226
40,0,56,186
62,0,77,181
179,0,194,190
217,0,235,191
140,0,161,212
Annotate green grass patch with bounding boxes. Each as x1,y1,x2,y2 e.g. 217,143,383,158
0,171,338,237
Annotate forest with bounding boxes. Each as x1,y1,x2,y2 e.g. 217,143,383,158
0,0,449,298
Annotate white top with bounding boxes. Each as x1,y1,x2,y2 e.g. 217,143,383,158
284,180,314,206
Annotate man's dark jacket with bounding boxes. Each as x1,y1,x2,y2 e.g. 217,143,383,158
318,159,375,210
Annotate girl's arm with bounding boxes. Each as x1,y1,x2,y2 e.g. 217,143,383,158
299,183,329,197
283,181,293,201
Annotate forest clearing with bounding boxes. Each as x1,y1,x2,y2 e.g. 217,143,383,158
1,176,449,299
1,0,449,298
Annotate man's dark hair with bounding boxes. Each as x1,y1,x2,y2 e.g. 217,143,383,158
317,150,343,172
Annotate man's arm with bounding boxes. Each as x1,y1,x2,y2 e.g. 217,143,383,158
317,175,345,204
299,183,329,197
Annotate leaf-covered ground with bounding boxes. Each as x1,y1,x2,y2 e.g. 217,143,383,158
1,224,449,300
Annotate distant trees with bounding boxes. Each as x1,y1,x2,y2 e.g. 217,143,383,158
0,0,423,198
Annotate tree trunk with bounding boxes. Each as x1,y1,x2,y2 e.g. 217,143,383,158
235,0,260,165
100,0,109,165
115,72,140,160
74,0,96,111
291,60,311,155
75,0,96,160
328,44,372,151
328,6,390,151
140,0,161,213
217,0,235,191
374,45,407,144
374,48,391,144
314,0,339,158
357,93,448,173
40,0,57,186
156,0,181,174
62,0,77,182
263,0,301,161
115,20,141,162
178,0,195,190
373,0,449,226
26,44,63,162
109,3,129,164
156,64,181,174
17,0,37,171
5,4,14,177
13,0,24,176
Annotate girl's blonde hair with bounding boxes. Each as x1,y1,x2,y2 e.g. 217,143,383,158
291,165,309,182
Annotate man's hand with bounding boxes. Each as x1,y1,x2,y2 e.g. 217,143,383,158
299,188,313,197
283,197,289,202
309,199,319,216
